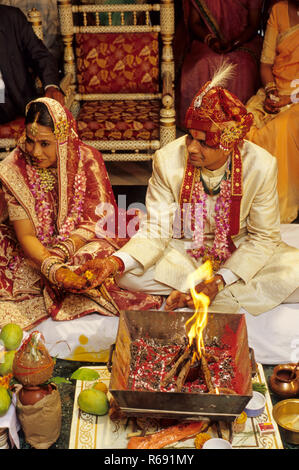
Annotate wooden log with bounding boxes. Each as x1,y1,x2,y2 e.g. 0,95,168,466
201,354,214,393
161,346,192,387
164,347,183,367
215,387,237,395
175,358,192,392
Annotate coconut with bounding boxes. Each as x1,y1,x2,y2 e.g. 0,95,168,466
13,332,54,386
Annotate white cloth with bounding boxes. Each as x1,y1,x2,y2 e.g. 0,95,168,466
116,253,239,288
30,314,119,361
0,394,20,448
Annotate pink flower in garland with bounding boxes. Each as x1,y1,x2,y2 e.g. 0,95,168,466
26,164,86,246
189,181,207,255
57,172,87,241
210,179,232,261
26,164,55,243
187,178,232,267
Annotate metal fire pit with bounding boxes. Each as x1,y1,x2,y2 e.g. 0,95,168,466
108,310,253,422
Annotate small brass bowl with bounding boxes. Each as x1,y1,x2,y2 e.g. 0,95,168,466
272,399,299,445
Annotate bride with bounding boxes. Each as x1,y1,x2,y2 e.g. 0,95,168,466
0,98,162,329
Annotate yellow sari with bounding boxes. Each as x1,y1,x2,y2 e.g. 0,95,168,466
246,2,299,224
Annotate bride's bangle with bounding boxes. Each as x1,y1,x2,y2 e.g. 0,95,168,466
41,256,67,285
52,238,76,261
264,81,277,94
64,238,76,257
50,244,68,262
41,256,61,279
48,262,68,285
108,256,124,275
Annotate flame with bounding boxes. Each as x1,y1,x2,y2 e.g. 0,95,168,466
185,260,213,360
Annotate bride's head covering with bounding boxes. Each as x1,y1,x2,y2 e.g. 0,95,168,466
24,97,76,143
9,97,117,244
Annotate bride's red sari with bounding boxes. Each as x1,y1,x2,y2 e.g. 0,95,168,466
0,98,162,330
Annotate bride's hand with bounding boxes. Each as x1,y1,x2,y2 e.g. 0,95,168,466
55,267,88,291
75,256,123,290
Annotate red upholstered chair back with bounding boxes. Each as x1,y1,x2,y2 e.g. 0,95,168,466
75,32,159,94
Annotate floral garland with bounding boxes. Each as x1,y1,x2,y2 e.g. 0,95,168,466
26,163,86,246
187,176,232,272
56,172,86,242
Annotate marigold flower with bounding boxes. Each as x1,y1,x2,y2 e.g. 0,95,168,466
0,373,13,389
194,432,212,449
84,270,94,280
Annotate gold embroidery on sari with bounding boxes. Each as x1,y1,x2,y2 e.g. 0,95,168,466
7,201,27,221
277,24,299,45
72,228,94,241
13,261,41,296
0,159,40,230
0,297,48,330
57,141,68,228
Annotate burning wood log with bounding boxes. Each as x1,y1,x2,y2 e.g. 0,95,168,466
161,343,215,393
161,346,192,388
201,354,214,393
215,387,237,395
176,357,193,392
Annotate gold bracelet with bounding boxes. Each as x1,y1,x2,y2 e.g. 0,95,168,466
48,262,67,285
52,243,69,259
108,256,123,276
215,277,225,292
64,238,76,257
264,81,277,93
50,246,68,262
41,256,61,278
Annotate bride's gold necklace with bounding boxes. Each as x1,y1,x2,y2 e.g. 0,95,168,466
25,153,57,192
35,167,57,192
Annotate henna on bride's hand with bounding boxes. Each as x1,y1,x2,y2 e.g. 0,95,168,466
56,267,88,291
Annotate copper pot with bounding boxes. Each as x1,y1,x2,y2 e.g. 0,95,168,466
269,363,299,398
19,384,54,406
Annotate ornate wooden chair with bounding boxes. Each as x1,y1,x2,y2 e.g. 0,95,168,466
57,0,176,161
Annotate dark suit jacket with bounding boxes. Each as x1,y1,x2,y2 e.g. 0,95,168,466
0,5,60,123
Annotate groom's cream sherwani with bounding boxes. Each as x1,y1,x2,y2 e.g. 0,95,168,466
118,136,299,315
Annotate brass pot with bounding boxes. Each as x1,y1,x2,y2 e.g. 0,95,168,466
269,363,299,398
272,399,299,445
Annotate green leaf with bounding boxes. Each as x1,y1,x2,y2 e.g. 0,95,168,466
50,376,72,385
252,382,267,395
70,368,100,381
10,376,20,386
